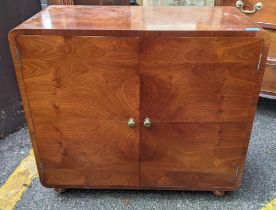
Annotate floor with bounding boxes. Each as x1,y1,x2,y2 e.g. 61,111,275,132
0,98,275,210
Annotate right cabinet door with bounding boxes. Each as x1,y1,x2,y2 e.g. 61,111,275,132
140,37,263,189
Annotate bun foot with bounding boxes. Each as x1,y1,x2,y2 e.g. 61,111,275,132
54,188,66,193
212,191,225,196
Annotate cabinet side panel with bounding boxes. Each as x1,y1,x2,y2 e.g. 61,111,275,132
9,31,46,184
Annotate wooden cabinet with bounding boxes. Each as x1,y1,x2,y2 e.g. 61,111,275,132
221,0,276,98
9,6,269,194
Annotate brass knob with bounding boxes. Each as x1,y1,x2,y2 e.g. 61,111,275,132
128,118,136,128
143,118,151,128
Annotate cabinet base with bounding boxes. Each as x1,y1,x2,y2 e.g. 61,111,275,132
53,186,226,195
54,188,66,193
212,191,225,196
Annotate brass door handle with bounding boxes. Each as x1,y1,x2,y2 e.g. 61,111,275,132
143,118,151,128
236,0,263,14
128,118,136,128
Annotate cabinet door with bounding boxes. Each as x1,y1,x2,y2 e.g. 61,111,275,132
17,35,140,187
140,37,263,189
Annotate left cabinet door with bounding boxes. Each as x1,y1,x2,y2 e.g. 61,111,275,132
16,35,140,188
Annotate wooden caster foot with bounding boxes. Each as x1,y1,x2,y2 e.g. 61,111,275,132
212,191,225,196
54,188,66,193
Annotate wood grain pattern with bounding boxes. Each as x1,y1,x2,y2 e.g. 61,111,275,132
11,6,264,37
140,37,263,122
139,37,265,188
140,122,248,188
16,35,140,187
9,6,269,192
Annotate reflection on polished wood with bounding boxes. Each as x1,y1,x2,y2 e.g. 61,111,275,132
12,6,264,35
9,6,269,193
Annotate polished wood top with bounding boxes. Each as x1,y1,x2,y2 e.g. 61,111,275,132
12,6,265,37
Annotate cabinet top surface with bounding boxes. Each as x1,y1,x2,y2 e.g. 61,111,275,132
13,6,263,34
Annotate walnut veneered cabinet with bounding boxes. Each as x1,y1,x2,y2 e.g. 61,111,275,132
9,6,269,195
